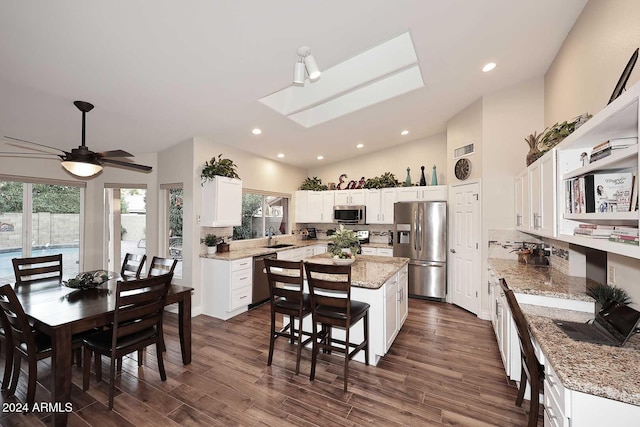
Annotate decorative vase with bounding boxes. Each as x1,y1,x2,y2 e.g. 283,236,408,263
206,245,217,255
419,166,427,186
405,167,411,187
431,165,438,185
526,148,542,166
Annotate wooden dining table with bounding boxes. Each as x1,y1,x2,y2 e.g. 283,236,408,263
11,275,193,426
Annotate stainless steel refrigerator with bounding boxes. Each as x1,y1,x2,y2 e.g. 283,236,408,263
393,201,447,299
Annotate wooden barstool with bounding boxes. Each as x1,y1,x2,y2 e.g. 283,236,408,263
264,259,313,374
303,262,369,393
500,279,544,427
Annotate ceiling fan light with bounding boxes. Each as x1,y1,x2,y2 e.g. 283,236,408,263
61,160,103,177
304,54,321,80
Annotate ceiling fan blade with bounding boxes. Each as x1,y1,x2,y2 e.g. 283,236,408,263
97,149,133,158
101,158,152,172
3,136,67,154
0,151,58,156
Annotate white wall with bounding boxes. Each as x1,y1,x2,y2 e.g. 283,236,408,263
446,99,482,184
545,0,640,126
307,133,447,187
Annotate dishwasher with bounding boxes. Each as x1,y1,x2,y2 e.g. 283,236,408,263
251,253,277,307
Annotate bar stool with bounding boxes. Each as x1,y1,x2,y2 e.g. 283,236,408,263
264,259,312,374
303,262,369,393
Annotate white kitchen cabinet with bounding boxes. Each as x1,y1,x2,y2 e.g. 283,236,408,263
360,247,377,256
202,257,252,320
312,244,327,255
384,276,398,352
397,265,408,325
295,191,334,223
529,150,556,237
514,169,529,231
395,185,447,202
334,189,365,206
365,188,396,224
201,177,242,227
277,247,304,261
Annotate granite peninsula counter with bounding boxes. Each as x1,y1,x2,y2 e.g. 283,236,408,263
488,258,640,424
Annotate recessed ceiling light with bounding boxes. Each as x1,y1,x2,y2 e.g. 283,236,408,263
401,130,409,136
317,155,324,160
356,143,364,149
482,62,496,72
277,153,285,158
252,128,262,135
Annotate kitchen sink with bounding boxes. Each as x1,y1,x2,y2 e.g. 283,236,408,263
264,243,295,249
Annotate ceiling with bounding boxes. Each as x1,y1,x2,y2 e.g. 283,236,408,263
0,0,587,169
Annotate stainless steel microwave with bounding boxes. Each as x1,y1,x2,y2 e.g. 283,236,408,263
333,205,366,225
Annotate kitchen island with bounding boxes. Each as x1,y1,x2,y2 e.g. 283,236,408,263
302,253,410,366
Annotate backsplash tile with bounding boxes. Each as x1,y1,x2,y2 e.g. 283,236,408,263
488,230,570,274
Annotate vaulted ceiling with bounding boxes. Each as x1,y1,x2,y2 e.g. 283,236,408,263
0,0,587,168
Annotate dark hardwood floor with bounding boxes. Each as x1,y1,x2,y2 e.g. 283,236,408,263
0,299,539,426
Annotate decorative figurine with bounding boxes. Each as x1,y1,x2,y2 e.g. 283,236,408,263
431,165,438,186
419,166,427,186
405,167,411,187
356,176,365,189
580,152,589,167
337,174,347,190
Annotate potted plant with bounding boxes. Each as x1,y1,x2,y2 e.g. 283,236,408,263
201,154,240,184
299,176,328,191
586,283,632,314
203,233,220,255
329,225,359,258
363,172,400,189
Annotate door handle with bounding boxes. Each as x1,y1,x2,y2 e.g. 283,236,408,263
450,248,456,253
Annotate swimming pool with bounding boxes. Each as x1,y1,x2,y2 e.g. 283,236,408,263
0,246,79,284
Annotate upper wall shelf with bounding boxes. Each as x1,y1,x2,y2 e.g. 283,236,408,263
562,145,638,180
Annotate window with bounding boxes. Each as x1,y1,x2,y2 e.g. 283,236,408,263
160,184,183,278
0,179,83,284
233,192,289,240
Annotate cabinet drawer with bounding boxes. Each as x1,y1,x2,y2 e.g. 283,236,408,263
231,269,252,290
229,285,251,311
377,248,393,257
231,257,252,271
544,381,568,427
361,247,377,256
545,363,567,415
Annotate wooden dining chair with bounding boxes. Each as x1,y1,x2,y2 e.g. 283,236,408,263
12,254,63,286
120,253,147,279
0,309,14,391
147,256,178,277
499,279,544,427
264,258,313,375
82,273,173,409
0,284,88,410
303,262,369,393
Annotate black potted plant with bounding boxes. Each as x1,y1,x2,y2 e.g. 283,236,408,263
201,154,240,184
586,283,631,314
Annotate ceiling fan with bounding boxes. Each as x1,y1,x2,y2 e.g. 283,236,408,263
1,100,152,178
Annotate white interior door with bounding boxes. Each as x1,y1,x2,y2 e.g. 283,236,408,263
449,182,481,315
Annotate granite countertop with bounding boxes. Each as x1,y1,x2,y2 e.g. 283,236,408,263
202,240,325,261
488,258,596,302
304,253,409,290
493,261,640,406
524,311,640,406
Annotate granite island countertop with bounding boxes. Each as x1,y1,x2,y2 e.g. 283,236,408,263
304,253,409,290
488,258,597,302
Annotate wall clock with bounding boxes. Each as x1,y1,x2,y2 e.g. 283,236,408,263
454,158,472,180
